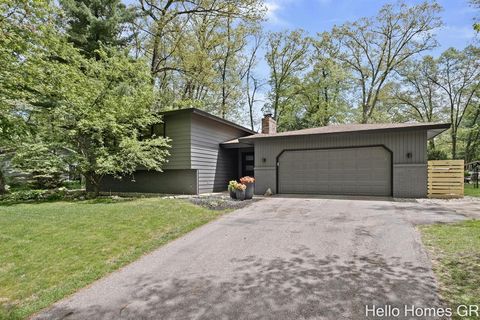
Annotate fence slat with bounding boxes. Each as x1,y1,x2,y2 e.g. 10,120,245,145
427,160,464,198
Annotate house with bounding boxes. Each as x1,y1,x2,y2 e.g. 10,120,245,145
96,108,450,198
465,160,480,172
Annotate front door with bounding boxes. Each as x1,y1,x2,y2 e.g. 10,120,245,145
241,152,255,178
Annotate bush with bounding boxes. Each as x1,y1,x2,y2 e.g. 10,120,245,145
0,188,86,203
428,149,448,160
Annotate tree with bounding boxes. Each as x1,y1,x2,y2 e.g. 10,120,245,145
330,1,442,123
138,0,264,75
60,0,135,58
265,30,310,128
21,49,171,195
0,0,56,193
463,103,480,162
244,32,265,130
297,33,349,127
1,1,171,196
135,0,264,120
393,56,446,148
430,46,480,159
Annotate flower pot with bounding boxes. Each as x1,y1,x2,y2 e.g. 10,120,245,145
245,183,254,200
229,189,237,199
235,189,246,201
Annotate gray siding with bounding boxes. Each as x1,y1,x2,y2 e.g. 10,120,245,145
95,169,197,194
162,112,191,170
252,130,428,198
191,114,248,193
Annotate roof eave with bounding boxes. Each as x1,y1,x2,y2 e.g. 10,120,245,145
239,123,451,142
160,108,256,135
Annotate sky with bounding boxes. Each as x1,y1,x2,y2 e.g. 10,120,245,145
125,0,478,128
262,0,476,52
243,0,477,127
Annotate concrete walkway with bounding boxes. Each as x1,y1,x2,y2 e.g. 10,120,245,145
33,197,466,320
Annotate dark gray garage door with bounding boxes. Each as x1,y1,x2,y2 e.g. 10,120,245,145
278,146,392,196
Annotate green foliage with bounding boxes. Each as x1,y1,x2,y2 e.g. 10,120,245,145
428,148,448,160
0,189,70,203
227,180,238,192
265,30,310,129
141,0,265,120
1,0,171,196
32,48,172,193
12,142,67,188
60,0,135,58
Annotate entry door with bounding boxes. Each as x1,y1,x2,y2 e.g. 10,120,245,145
242,152,255,177
277,146,391,196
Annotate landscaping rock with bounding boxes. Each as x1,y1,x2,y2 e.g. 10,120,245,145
188,194,260,211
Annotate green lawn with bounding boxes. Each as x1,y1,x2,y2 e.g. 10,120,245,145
0,198,225,319
420,220,480,320
465,184,480,197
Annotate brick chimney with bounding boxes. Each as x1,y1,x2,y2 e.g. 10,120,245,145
261,113,277,134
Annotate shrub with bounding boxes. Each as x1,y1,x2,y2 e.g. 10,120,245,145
0,188,86,203
227,180,237,192
428,149,448,160
234,183,246,191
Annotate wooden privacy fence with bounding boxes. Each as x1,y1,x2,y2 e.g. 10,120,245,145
428,160,464,198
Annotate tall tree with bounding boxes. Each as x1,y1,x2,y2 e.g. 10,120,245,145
137,0,264,119
0,0,55,193
139,0,263,76
330,1,442,123
13,47,171,195
463,103,480,162
298,33,349,127
265,30,310,128
60,0,135,58
430,46,480,159
394,56,443,123
1,0,171,195
244,32,265,130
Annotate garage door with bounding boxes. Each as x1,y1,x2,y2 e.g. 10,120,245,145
278,146,392,196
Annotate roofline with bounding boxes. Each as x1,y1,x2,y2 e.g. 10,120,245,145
161,108,256,134
239,123,451,142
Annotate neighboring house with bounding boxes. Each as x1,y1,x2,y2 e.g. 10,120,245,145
96,108,450,198
465,161,480,172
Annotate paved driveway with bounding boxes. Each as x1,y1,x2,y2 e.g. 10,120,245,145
34,197,465,320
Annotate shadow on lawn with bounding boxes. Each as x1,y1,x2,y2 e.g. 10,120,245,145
37,246,443,320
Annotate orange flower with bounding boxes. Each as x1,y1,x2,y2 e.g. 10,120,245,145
240,176,255,184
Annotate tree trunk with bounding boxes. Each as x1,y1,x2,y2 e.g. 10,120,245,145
361,105,369,124
0,169,6,195
451,131,457,159
85,172,101,197
428,139,435,150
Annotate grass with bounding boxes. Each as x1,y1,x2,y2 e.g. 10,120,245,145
420,220,480,319
464,183,480,197
0,198,226,319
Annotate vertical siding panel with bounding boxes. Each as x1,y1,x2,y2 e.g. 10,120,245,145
190,114,251,193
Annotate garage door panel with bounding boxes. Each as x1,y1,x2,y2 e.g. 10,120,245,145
278,147,391,196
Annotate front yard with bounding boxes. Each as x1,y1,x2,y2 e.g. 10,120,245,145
0,198,226,319
420,220,480,319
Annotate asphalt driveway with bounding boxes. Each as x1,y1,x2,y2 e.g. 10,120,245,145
34,197,465,320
